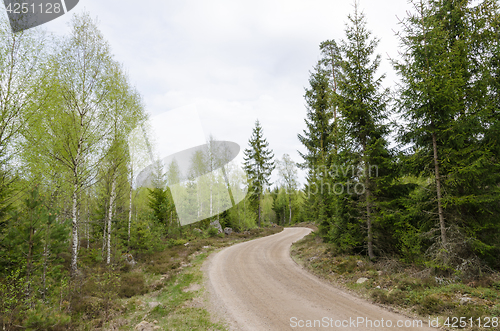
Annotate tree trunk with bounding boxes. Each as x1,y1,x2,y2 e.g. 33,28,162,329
71,183,79,274
107,178,116,265
26,217,34,307
289,195,292,225
432,132,446,245
366,184,374,260
42,244,49,302
258,193,261,227
128,171,133,250
363,142,375,260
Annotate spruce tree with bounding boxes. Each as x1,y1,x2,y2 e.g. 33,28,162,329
395,0,500,267
243,120,275,227
298,63,333,233
337,3,393,259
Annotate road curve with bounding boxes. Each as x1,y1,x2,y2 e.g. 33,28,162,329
206,227,433,331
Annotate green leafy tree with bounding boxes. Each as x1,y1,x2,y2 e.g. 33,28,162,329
276,154,298,225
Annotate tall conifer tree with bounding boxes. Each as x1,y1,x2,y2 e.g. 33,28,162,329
337,3,392,259
243,120,275,227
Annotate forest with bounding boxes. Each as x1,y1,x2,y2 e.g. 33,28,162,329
0,0,499,329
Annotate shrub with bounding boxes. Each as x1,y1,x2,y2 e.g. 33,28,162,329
207,227,218,237
119,273,147,298
167,239,187,247
23,306,71,330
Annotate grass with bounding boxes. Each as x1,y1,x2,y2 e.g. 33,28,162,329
91,226,284,331
290,229,500,331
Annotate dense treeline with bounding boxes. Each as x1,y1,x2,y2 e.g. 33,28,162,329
0,12,155,328
0,12,299,329
1,0,499,328
299,0,500,276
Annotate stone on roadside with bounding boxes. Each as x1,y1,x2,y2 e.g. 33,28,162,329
224,227,233,235
148,301,160,309
135,321,155,331
210,220,223,233
356,277,369,284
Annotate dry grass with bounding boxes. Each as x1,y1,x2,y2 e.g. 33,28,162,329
291,231,500,331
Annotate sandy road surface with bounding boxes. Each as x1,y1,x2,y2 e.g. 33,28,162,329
205,227,433,331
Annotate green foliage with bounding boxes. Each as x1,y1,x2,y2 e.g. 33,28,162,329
129,218,165,255
119,272,147,298
22,305,71,331
226,196,257,231
243,120,275,226
207,227,219,237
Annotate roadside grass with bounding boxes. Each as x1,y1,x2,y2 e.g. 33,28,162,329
291,229,500,331
93,226,283,330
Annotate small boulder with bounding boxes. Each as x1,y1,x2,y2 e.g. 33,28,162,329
122,253,136,266
460,297,473,305
135,321,155,331
224,227,233,235
148,301,160,309
356,260,365,268
210,220,223,233
356,277,369,284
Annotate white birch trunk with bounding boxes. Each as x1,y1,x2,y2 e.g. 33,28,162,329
71,183,79,274
128,170,133,249
107,178,116,265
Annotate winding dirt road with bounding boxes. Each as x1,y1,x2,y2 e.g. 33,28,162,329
206,227,433,330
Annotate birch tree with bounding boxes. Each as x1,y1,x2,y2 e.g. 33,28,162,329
29,13,117,274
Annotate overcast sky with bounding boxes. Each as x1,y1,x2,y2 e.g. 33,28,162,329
4,0,414,185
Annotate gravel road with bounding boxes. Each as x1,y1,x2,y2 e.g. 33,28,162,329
205,227,434,330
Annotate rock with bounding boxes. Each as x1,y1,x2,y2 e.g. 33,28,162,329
135,321,155,331
460,297,473,305
356,277,369,284
309,256,318,262
377,270,383,276
210,220,223,233
180,262,192,268
224,227,233,235
193,228,203,233
153,320,158,324
357,260,365,268
148,301,160,309
122,253,136,266
376,286,381,289
184,242,189,246
202,245,210,249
